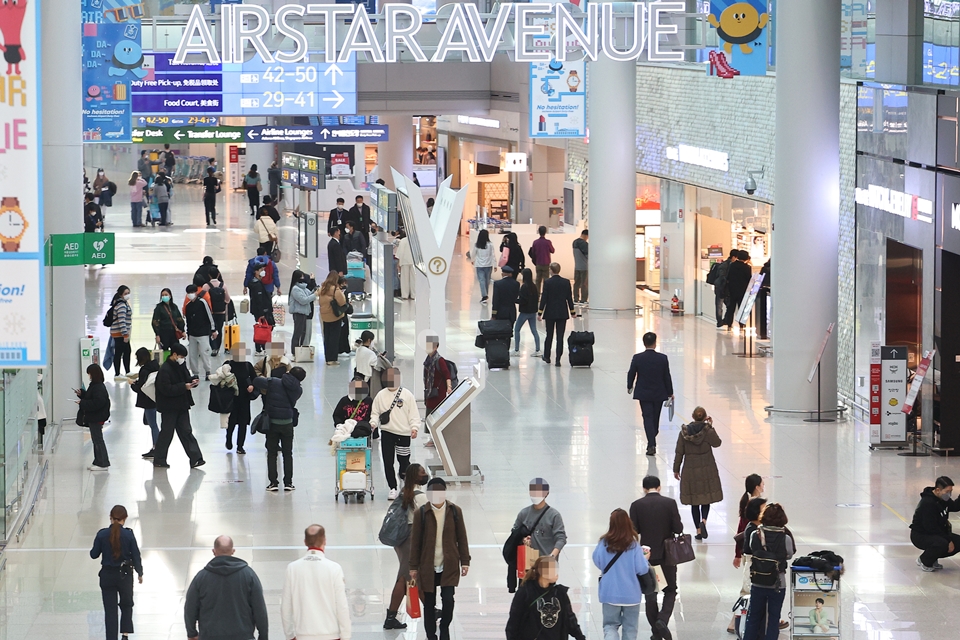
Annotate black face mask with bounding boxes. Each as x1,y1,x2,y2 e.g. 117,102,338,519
417,475,429,486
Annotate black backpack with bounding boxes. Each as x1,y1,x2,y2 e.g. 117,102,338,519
444,358,459,387
102,305,115,328
749,527,782,587
208,286,226,313
706,261,722,285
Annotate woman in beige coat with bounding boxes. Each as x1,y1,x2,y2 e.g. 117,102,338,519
317,271,347,365
673,406,723,540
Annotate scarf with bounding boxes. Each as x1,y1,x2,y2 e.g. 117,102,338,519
424,351,440,395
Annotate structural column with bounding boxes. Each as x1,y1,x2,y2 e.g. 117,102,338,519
377,114,414,190
43,0,85,422
587,57,637,311
875,0,923,85
772,0,840,411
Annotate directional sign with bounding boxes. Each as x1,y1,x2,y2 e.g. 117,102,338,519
136,115,219,127
880,346,908,442
131,126,245,144
244,124,389,143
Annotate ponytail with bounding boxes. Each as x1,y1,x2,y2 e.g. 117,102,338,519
108,505,128,560
739,474,763,518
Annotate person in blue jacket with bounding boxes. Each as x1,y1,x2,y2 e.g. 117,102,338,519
90,505,143,640
593,508,652,640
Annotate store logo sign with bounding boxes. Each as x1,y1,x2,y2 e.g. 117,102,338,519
457,115,500,129
855,185,933,223
665,144,729,172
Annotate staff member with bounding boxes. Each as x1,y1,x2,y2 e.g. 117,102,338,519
90,505,143,640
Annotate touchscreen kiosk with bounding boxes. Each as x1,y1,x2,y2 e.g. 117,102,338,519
425,361,487,484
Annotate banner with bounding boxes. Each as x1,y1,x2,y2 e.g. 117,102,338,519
706,0,770,78
529,58,586,138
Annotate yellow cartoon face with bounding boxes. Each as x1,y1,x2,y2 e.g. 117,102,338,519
720,3,762,38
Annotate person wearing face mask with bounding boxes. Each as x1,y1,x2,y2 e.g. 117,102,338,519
371,368,421,500
152,344,205,469
248,265,276,355
353,330,384,392
109,286,133,377
151,288,185,351
288,269,319,356
506,555,586,640
506,478,567,593
910,475,960,571
92,168,109,205
129,348,160,460
333,379,373,433
221,343,258,454
76,364,111,471
410,477,471,640
243,248,282,297
329,197,347,236
182,285,217,379
383,463,430,630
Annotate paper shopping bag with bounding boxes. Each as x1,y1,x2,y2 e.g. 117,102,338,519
653,564,666,593
406,581,421,618
517,545,540,579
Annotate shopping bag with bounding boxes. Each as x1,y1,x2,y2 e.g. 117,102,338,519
517,545,540,579
406,581,422,619
253,317,273,345
653,564,666,593
294,346,312,362
224,323,240,351
663,534,696,565
152,348,169,365
273,303,286,325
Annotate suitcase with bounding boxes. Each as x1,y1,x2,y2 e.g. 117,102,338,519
344,277,365,294
223,322,240,351
485,337,511,369
732,595,749,639
347,264,366,279
568,329,594,367
478,319,512,337
340,470,367,491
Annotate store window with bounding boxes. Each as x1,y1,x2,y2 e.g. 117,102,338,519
636,174,662,291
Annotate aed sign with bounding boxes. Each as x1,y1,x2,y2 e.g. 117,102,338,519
175,2,687,65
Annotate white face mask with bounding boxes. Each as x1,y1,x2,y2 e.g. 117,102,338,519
259,270,266,278
427,491,446,506
123,293,130,301
98,171,104,176
186,293,197,301
178,358,187,365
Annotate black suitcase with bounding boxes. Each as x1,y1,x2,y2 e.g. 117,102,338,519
568,331,594,367
344,277,364,294
485,338,511,369
478,319,513,337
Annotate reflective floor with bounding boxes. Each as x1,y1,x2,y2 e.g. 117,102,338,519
3,186,959,640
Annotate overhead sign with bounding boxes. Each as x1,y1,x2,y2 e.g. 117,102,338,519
530,57,586,138
281,152,324,190
0,0,45,366
130,126,245,144
245,124,389,143
880,346,908,442
81,1,141,142
136,115,219,127
665,144,729,172
47,233,116,267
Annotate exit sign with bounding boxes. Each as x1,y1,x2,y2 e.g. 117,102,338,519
47,233,116,266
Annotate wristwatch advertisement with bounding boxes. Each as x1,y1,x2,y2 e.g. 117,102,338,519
0,197,29,252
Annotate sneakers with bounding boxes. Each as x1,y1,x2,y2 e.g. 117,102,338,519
481,296,488,304
645,447,656,456
141,449,155,459
88,465,109,471
917,556,937,572
533,350,542,357
933,561,944,570
284,484,296,491
388,488,398,500
513,350,520,356
267,483,280,492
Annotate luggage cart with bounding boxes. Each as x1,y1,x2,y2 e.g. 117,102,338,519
789,565,841,639
335,437,374,502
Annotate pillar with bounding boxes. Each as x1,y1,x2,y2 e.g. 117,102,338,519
875,0,923,85
377,114,414,190
244,117,275,189
43,0,85,422
587,57,637,311
772,0,840,411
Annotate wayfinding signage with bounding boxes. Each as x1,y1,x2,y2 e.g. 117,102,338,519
245,124,390,143
880,346,908,443
131,126,245,144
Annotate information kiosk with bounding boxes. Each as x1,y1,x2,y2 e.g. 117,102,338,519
425,360,487,484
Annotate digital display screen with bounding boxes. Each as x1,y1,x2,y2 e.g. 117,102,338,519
396,188,425,270
341,115,366,126
427,380,474,426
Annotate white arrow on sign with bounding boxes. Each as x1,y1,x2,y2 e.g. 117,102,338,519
174,130,183,141
324,63,343,86
247,129,259,140
320,128,331,139
890,349,898,357
323,90,345,110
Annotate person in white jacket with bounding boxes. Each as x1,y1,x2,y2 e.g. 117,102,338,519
370,368,421,500
395,232,415,300
281,524,351,640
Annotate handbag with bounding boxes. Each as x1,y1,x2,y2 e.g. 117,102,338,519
271,245,282,263
163,304,185,340
208,384,236,414
102,336,115,371
498,246,509,268
379,388,403,426
250,410,270,435
76,406,87,428
663,534,696,566
253,317,273,345
406,580,421,619
599,548,658,596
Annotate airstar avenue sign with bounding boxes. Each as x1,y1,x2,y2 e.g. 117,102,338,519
175,2,688,65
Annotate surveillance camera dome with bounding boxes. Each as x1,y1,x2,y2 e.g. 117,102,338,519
744,177,757,195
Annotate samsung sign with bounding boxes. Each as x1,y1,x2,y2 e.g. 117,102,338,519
175,2,687,65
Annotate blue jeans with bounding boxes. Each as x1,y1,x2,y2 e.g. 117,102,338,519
514,312,540,352
743,585,786,640
602,603,640,640
144,408,159,445
130,201,143,226
476,266,492,299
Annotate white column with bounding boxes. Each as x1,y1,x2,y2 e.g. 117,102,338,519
244,117,275,187
43,0,85,422
378,114,414,190
772,0,840,411
587,58,637,311
875,0,923,85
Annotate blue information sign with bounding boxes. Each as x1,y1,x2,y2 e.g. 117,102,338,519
244,124,389,144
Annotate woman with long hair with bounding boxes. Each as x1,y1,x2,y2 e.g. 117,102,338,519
244,164,262,215
318,271,347,365
129,347,160,459
77,364,111,470
288,269,319,353
128,171,147,227
506,555,586,640
383,463,429,630
729,474,764,632
514,267,541,355
109,286,133,376
592,508,651,640
500,232,526,274
151,287,184,350
90,505,143,640
471,229,494,303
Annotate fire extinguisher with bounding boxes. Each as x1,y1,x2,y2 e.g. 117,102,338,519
671,294,680,311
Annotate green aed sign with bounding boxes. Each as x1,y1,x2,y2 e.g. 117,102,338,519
47,233,116,266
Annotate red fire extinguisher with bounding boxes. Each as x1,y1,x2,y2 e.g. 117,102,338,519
671,294,680,311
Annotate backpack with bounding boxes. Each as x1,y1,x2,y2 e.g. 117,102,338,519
102,305,115,328
444,358,459,387
749,527,782,587
378,491,422,547
528,244,537,265
208,286,227,313
792,549,844,582
164,151,176,168
706,261,722,285
106,181,118,196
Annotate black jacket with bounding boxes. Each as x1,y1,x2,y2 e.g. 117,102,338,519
333,395,372,428
505,582,585,640
193,263,218,287
79,382,111,424
131,359,159,409
253,373,302,422
348,203,371,235
501,240,526,273
328,237,348,274
539,275,575,320
155,358,195,414
911,487,960,538
152,301,185,341
628,492,683,562
627,349,674,402
726,260,753,300
184,298,214,337
344,229,368,255
328,207,348,235
492,276,521,323
517,282,539,315
248,280,274,325
184,556,268,640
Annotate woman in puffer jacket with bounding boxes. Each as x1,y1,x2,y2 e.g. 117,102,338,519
673,406,723,540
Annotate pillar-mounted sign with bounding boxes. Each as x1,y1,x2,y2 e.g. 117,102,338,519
879,346,908,443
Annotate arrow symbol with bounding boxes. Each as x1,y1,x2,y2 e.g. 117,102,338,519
890,349,898,357
247,129,259,140
174,130,183,141
320,128,331,139
324,63,343,86
323,90,344,110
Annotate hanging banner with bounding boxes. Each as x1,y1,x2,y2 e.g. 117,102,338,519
529,58,586,138
903,349,934,415
706,0,770,78
81,1,143,142
880,346,908,442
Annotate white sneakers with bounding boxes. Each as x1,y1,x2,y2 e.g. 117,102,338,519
388,488,398,500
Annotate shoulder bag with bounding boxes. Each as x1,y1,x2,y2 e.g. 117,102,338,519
663,533,696,566
164,304,185,340
379,388,404,425
502,507,552,563
599,547,658,596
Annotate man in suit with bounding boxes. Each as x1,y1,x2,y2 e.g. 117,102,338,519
328,197,348,236
538,262,576,366
629,475,683,640
721,249,754,329
328,227,348,275
491,266,520,324
627,332,674,455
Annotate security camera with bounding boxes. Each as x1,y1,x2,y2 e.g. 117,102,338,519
744,168,765,196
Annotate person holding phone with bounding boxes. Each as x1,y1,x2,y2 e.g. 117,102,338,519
151,344,205,469
76,364,111,471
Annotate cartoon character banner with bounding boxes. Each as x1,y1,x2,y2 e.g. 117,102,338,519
706,0,770,78
81,0,145,142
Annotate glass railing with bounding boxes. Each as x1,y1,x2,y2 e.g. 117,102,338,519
0,369,42,541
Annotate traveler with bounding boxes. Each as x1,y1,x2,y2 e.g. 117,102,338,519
507,478,567,593
538,262,576,366
627,332,674,455
396,230,415,299
333,379,374,431
268,161,282,203
722,250,753,329
183,284,217,379
244,164,262,215
257,194,281,223
162,143,176,177
572,229,589,305
254,343,291,378
243,248,281,296
384,463,429,630
289,269,319,353
742,503,795,640
673,406,723,539
371,368,421,499
76,364,111,471
328,227,348,275
207,360,239,429
153,171,170,226
353,330,383,386
734,474,764,570
254,366,306,492
531,225,555,294
329,197,348,236
514,267,541,355
710,250,736,328
500,232,526,275
592,508,652,640
471,229,495,303
193,255,218,287
84,193,103,232
201,167,220,226
255,198,279,255
344,219,368,255
151,288,185,350
629,476,683,640
109,285,133,376
318,271,347,365
137,150,153,180
505,555,586,640
90,505,143,640
128,171,147,227
92,168,109,204
424,337,453,416
757,259,771,339
281,524,352,640
222,343,257,454
730,497,769,634
128,348,160,460
184,535,268,640
426,197,435,215
206,270,230,356
910,475,960,571
152,344,206,469
410,477,471,640
349,194,371,239
248,267,275,355
491,265,520,325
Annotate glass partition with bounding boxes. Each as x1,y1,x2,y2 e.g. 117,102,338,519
1,369,41,540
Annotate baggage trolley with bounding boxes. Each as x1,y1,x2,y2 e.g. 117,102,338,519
335,437,374,502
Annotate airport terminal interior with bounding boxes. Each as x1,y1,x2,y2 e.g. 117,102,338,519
5,1,960,640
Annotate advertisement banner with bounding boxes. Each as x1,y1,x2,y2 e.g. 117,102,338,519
529,58,586,138
706,0,770,78
880,346,908,442
81,1,143,142
903,349,934,414
869,341,881,442
0,0,44,366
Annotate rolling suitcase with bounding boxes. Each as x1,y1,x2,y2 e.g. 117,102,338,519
485,337,511,369
567,317,594,367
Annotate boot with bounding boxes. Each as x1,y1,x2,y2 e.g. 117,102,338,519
383,610,407,630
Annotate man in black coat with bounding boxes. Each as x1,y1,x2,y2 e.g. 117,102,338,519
627,332,674,455
328,227,348,275
328,197,348,236
910,475,960,570
721,250,754,328
537,263,576,366
348,194,371,236
629,476,683,640
152,344,205,469
254,367,306,491
491,266,520,324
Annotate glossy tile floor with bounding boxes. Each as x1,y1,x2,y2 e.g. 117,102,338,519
4,186,960,640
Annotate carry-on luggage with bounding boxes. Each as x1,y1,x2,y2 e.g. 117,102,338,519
485,337,512,369
567,317,594,367
476,319,512,349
